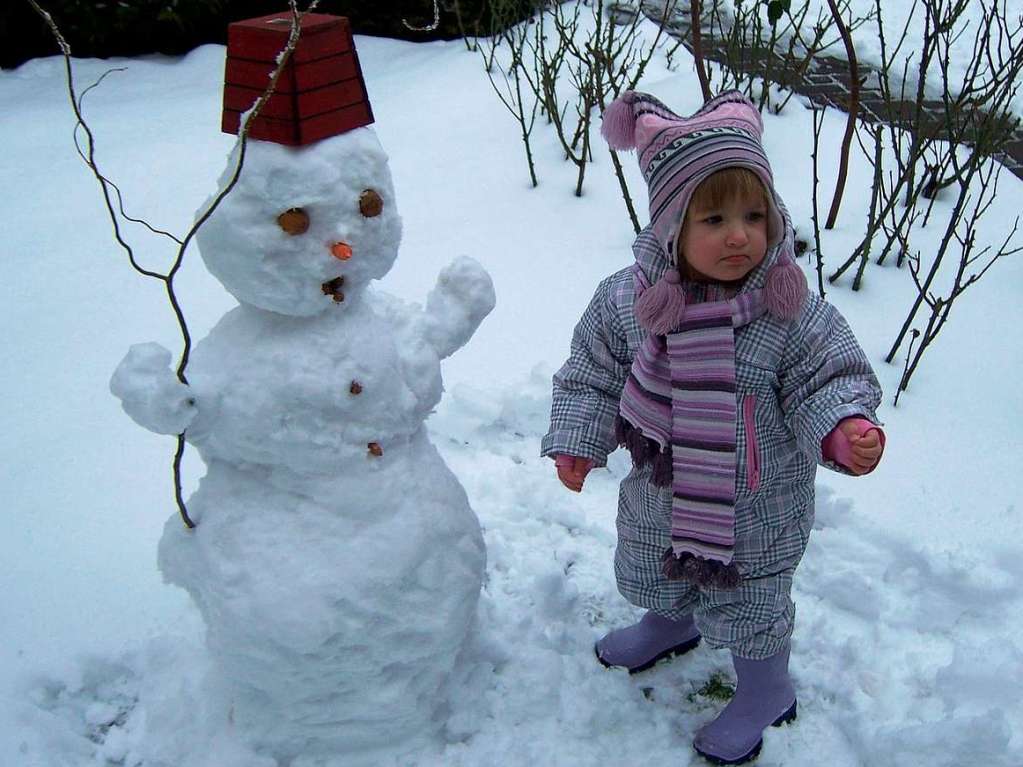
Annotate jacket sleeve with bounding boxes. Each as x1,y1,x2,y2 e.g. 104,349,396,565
540,274,633,467
778,295,883,474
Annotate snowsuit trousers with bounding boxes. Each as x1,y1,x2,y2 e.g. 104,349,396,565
613,465,813,660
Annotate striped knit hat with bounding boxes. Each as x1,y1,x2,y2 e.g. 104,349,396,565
601,90,805,332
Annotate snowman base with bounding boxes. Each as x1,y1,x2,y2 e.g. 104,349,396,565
158,429,485,762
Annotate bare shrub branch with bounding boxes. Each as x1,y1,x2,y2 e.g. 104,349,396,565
809,102,827,297
483,0,679,226
882,0,1022,377
700,0,871,115
823,0,860,229
889,155,1019,395
480,10,542,186
690,0,712,100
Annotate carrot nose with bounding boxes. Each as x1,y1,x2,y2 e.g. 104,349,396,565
331,242,353,261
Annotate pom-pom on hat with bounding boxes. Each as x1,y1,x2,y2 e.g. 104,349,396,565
601,90,784,263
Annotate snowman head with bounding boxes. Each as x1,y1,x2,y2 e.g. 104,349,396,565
198,128,402,317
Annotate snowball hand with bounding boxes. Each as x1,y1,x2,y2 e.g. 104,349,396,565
555,454,593,493
422,257,496,359
110,342,196,436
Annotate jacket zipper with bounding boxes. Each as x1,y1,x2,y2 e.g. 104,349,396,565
743,393,761,492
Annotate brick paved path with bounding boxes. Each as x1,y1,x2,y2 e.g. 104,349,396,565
625,2,1023,180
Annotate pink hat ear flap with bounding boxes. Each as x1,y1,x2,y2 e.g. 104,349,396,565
601,91,639,151
764,255,808,321
635,268,686,335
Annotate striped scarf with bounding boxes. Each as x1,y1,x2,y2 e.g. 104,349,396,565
617,274,766,590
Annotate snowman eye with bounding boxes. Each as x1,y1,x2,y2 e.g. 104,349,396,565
359,190,384,218
277,208,310,236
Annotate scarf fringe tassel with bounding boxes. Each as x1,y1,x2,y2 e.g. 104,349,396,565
660,547,742,589
615,415,673,488
617,415,743,590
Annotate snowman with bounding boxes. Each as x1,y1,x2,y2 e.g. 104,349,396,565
109,22,495,763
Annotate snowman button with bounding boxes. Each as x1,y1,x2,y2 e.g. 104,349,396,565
350,381,363,395
368,442,383,457
359,190,384,217
277,208,310,235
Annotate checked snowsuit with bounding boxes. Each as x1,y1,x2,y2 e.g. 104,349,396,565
541,227,882,659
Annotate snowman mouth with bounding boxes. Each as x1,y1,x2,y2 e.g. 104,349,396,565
321,276,346,302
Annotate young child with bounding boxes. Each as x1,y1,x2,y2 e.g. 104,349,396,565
541,91,884,765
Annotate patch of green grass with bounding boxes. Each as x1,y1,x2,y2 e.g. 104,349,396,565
688,671,735,703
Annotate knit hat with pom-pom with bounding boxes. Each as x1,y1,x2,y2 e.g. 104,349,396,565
601,89,806,328
602,90,786,258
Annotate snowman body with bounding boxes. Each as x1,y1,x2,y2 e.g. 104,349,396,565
160,296,485,758
114,129,493,761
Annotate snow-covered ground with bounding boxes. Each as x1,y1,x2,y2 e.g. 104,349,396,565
2,5,1022,766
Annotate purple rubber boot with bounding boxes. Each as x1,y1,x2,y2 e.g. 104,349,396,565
594,610,701,674
693,643,797,765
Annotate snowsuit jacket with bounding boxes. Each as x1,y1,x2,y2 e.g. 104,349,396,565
540,227,883,658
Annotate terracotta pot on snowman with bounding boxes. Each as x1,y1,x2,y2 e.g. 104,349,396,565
110,13,495,764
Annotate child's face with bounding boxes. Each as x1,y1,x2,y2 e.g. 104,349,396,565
678,193,768,283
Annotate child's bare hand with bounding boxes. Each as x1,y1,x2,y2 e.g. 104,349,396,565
838,420,883,475
555,455,594,492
